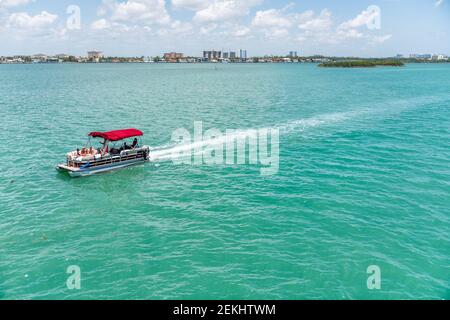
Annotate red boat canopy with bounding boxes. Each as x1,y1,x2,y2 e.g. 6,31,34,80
88,128,143,141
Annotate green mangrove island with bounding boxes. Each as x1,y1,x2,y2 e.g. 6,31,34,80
319,60,405,68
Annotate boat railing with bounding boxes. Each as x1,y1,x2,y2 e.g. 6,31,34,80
66,146,147,169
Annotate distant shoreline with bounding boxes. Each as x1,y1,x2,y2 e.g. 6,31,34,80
319,60,405,68
1,55,449,65
1,60,449,66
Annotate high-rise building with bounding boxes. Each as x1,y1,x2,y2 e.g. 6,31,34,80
229,51,236,59
239,49,247,60
223,52,229,59
419,54,432,59
203,50,222,60
289,51,298,58
410,53,432,60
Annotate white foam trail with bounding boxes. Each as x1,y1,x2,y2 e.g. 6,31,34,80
278,111,354,134
148,111,354,163
149,129,254,162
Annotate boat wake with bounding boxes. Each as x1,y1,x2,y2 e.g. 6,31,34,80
148,111,356,163
148,94,450,164
277,111,356,135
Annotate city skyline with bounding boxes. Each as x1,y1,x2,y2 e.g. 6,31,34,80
0,0,449,57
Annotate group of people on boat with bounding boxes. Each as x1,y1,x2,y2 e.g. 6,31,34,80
77,146,97,157
108,138,139,155
76,138,139,157
124,138,139,150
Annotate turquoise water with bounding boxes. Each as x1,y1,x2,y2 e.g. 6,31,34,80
0,63,449,299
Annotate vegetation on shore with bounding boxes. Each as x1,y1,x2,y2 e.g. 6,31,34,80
319,60,405,68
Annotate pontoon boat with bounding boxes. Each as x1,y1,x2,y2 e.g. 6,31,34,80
56,128,150,177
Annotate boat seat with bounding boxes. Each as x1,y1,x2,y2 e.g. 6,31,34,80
110,148,121,155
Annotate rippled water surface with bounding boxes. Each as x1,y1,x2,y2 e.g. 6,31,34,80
0,63,449,299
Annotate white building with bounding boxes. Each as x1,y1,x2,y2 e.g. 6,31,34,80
55,54,70,59
87,51,103,62
32,54,48,62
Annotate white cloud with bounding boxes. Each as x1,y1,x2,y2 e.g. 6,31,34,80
234,26,251,37
89,0,194,40
297,9,333,31
100,0,171,25
248,6,392,47
327,6,389,45
371,34,392,43
0,0,30,8
0,1,399,56
97,0,116,16
87,2,393,51
265,27,289,39
169,20,193,33
249,8,334,42
336,28,364,40
171,0,207,11
156,20,192,36
7,11,57,29
199,23,217,34
112,1,147,20
252,9,293,28
194,0,262,23
293,10,335,45
91,18,111,30
338,6,380,30
435,0,444,7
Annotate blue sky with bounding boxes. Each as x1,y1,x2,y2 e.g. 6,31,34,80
0,0,449,57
